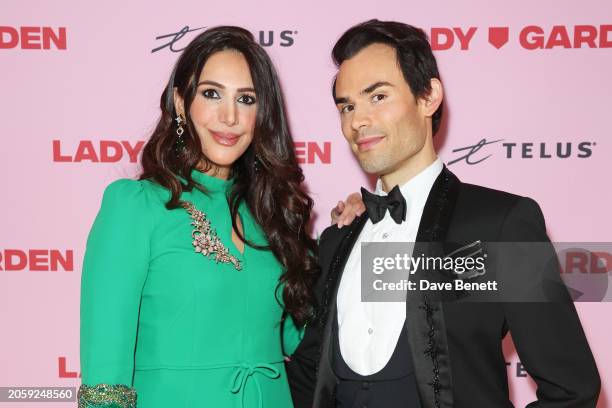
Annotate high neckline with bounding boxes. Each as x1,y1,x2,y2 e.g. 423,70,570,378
190,169,234,193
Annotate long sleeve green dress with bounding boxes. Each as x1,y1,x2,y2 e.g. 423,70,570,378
79,170,303,408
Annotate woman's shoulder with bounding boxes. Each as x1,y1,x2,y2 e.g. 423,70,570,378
99,178,170,217
102,178,144,196
105,177,171,201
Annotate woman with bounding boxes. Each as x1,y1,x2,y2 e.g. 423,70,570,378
78,26,361,407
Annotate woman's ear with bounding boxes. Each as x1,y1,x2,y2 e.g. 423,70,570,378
173,87,185,117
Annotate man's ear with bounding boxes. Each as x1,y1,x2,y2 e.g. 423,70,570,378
421,78,443,117
173,87,185,117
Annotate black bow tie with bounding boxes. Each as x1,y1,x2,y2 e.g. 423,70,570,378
360,185,407,224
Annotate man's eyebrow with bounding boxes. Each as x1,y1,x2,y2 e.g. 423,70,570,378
197,80,255,93
362,81,393,95
334,81,394,104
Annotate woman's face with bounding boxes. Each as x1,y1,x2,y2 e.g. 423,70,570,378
175,49,257,178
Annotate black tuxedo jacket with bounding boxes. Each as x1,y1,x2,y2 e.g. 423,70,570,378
286,166,600,408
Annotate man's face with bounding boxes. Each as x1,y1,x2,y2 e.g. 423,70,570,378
334,43,432,176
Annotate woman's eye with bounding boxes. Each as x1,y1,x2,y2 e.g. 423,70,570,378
202,89,220,99
372,94,386,103
238,94,256,105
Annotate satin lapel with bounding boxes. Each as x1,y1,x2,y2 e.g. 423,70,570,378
313,214,369,408
406,166,461,408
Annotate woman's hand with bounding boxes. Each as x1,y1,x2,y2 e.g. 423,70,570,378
330,192,365,228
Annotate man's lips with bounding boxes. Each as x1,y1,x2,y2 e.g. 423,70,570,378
210,131,241,146
355,135,385,152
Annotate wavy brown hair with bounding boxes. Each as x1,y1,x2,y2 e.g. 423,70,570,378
139,26,317,326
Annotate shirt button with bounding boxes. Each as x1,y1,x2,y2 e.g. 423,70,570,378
382,233,389,239
361,382,371,390
368,327,373,335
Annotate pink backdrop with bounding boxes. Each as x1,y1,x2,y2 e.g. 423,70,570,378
1,0,611,406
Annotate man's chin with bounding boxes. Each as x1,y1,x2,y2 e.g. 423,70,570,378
357,159,388,175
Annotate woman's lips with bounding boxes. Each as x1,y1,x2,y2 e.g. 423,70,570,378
356,135,385,152
210,131,241,146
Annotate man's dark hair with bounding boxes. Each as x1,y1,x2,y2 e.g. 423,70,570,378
332,19,443,136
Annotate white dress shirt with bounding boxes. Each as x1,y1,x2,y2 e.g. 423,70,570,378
336,158,444,375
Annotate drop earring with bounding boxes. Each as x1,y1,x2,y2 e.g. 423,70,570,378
174,114,186,153
253,154,261,173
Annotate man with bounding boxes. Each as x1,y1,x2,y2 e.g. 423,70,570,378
286,19,600,408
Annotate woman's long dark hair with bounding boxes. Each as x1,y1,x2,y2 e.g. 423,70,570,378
140,26,317,326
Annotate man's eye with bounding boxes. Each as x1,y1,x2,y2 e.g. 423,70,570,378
340,105,354,114
202,89,220,99
238,94,257,105
372,94,387,103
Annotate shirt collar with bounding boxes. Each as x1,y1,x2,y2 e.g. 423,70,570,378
374,157,443,218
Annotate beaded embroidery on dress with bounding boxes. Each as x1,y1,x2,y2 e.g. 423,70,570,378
77,384,137,408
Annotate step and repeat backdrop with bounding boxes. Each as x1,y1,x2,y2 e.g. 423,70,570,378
1,0,611,406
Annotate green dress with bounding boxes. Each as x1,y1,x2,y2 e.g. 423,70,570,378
79,170,303,408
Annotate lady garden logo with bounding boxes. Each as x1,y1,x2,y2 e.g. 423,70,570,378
0,249,73,272
429,25,612,51
0,26,67,50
